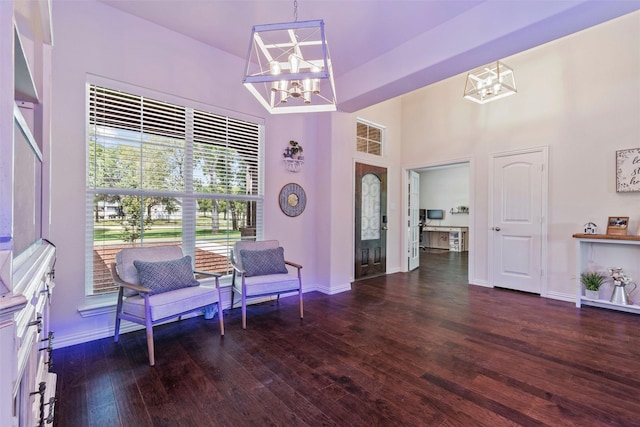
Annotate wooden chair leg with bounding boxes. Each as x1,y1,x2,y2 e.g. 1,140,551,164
230,270,236,309
242,293,247,329
146,322,155,367
114,315,122,343
298,269,303,319
144,295,155,366
218,301,225,336
241,280,248,329
114,287,124,342
299,290,304,319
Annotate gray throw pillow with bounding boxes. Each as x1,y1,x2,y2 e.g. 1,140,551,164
133,256,199,295
240,247,288,277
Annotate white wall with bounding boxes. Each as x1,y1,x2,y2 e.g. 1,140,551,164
420,164,470,227
49,1,330,346
48,3,640,347
395,12,640,297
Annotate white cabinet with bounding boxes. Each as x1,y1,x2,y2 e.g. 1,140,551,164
0,242,56,427
1,1,55,425
573,234,640,314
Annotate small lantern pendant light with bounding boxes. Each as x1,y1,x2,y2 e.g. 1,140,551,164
464,61,517,104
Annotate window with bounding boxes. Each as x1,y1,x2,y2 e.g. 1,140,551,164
87,84,263,295
356,120,383,156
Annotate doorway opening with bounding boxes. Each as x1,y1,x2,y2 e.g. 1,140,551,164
407,161,471,283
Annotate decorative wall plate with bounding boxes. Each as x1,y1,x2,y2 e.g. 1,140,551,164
279,183,306,217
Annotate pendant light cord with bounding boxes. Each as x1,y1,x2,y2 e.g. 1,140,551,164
293,0,298,22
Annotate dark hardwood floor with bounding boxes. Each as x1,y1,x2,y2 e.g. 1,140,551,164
53,250,640,426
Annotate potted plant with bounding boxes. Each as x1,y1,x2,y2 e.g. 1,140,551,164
581,271,605,299
288,140,303,159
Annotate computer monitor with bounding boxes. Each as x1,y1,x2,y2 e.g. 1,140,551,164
426,209,444,220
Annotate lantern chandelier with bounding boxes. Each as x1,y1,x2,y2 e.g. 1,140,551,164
242,0,337,114
463,61,517,104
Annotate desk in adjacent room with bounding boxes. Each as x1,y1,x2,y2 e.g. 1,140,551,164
423,226,468,252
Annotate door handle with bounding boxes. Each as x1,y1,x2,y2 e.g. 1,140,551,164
381,226,388,231
492,227,501,231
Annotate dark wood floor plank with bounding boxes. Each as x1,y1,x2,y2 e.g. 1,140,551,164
100,338,153,426
53,251,640,426
225,327,350,425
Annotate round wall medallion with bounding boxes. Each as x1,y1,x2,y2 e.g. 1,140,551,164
279,183,306,217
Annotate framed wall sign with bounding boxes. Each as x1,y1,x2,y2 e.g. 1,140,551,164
616,148,640,192
606,216,629,236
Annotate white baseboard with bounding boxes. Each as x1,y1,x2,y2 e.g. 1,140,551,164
311,282,352,295
545,290,575,303
56,287,328,349
469,279,491,288
54,321,143,349
470,281,576,304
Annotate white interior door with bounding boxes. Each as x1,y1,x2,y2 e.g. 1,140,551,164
408,170,420,271
491,149,547,294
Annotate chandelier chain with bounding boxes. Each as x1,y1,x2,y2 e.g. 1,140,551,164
293,0,298,22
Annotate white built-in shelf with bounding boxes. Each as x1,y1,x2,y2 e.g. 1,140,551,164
14,25,39,103
13,102,42,161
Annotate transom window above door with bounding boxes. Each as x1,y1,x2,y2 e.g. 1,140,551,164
356,120,384,156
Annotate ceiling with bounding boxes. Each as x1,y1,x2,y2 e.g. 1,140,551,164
98,0,640,113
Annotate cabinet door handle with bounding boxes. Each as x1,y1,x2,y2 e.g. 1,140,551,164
492,227,501,231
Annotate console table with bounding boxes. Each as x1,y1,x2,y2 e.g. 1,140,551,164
573,233,640,314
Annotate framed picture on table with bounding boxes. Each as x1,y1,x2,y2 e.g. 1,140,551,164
606,216,629,236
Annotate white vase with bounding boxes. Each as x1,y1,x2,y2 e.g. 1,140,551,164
585,289,600,299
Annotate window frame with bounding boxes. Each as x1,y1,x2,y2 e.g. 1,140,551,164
85,76,264,297
356,118,385,156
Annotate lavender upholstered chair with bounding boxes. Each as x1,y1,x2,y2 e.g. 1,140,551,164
111,245,224,366
231,240,303,329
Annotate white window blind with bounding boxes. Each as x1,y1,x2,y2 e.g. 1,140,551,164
87,84,263,295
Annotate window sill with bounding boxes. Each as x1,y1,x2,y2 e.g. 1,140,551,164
77,295,117,318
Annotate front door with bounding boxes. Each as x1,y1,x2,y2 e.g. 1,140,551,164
355,163,387,280
490,148,547,294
